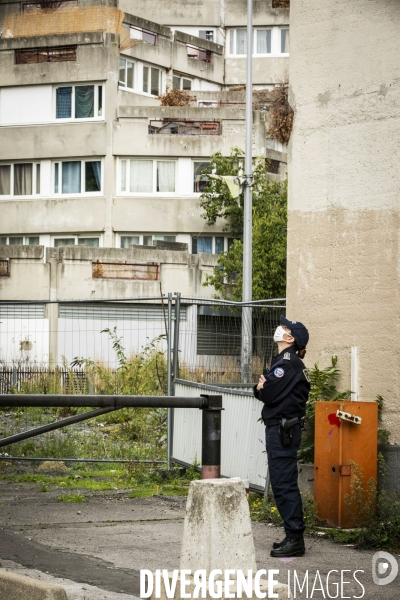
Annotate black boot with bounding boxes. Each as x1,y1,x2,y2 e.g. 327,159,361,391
270,537,305,558
272,537,287,549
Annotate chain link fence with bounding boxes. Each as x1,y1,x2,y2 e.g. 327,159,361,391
0,295,285,465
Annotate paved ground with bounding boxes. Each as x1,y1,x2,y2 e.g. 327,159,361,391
0,479,399,600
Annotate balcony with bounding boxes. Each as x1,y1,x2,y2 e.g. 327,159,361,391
148,119,222,136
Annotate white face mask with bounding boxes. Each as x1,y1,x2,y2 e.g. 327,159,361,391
273,325,292,343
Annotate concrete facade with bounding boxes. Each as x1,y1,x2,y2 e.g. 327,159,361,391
0,0,289,262
287,0,400,443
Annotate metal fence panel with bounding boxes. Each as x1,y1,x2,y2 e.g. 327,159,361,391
173,380,267,490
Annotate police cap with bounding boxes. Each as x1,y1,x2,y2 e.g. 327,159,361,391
280,315,309,349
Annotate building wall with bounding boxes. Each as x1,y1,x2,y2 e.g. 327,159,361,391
288,0,400,442
0,245,219,300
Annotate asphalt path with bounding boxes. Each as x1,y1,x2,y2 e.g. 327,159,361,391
0,479,399,599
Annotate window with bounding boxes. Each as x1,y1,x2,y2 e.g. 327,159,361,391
53,160,102,195
119,58,135,89
119,159,175,194
229,29,247,55
121,235,140,248
228,28,288,56
0,163,40,197
0,236,39,245
16,46,77,64
199,30,214,42
53,236,100,247
143,66,161,96
129,26,157,46
173,75,192,91
192,236,234,254
187,45,212,63
120,234,176,248
256,30,272,54
55,84,103,119
281,28,289,53
193,161,210,193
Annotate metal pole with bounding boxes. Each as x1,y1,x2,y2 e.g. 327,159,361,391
167,293,173,469
0,395,208,408
201,394,222,479
170,293,181,466
172,293,181,386
0,407,118,448
241,0,253,384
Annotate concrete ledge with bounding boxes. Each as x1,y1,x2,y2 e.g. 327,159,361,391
0,569,68,600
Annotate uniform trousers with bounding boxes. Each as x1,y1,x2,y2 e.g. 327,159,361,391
265,423,305,538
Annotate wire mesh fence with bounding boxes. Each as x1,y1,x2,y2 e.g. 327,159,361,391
0,295,285,463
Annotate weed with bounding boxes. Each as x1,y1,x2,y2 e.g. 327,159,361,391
344,457,400,552
57,493,86,503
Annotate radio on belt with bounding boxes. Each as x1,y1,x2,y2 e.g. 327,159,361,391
336,410,362,425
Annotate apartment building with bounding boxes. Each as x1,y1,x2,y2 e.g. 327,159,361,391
0,0,289,267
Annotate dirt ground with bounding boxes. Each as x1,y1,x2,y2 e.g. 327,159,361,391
0,467,399,600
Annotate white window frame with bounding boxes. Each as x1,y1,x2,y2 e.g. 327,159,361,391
119,57,136,90
280,27,290,56
191,235,233,255
51,235,102,247
172,74,193,91
226,27,289,57
117,158,177,195
53,83,105,121
192,160,211,194
52,159,103,197
0,235,40,246
117,233,177,248
118,59,164,97
142,64,162,97
0,162,41,199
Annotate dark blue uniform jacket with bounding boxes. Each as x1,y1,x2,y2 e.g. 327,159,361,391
253,346,310,424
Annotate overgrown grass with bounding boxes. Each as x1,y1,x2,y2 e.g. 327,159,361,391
0,461,201,498
57,493,86,503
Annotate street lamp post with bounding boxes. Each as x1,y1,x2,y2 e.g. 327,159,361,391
241,0,253,383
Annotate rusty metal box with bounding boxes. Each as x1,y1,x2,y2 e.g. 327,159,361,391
314,401,378,528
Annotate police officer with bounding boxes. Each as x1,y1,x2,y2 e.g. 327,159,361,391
254,315,310,558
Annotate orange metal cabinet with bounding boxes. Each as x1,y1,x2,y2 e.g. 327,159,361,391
314,401,378,528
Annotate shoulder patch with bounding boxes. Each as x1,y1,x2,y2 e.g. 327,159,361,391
284,352,291,360
303,369,310,383
274,367,285,378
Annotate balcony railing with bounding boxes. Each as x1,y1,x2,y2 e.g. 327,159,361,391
149,120,222,136
186,45,212,63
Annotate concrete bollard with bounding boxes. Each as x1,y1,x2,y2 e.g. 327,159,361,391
0,569,68,600
148,478,288,599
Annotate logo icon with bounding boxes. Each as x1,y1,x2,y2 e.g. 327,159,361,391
372,551,399,586
274,367,285,378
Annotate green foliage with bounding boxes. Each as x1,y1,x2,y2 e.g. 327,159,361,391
248,493,283,525
344,458,400,552
199,148,287,300
57,493,86,503
298,356,351,463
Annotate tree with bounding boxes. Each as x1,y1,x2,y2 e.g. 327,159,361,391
200,148,287,300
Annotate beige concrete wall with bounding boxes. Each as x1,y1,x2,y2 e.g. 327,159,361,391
1,197,107,234
0,33,107,87
225,0,289,26
119,0,221,26
288,0,400,442
0,122,107,161
0,245,219,300
225,56,289,86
